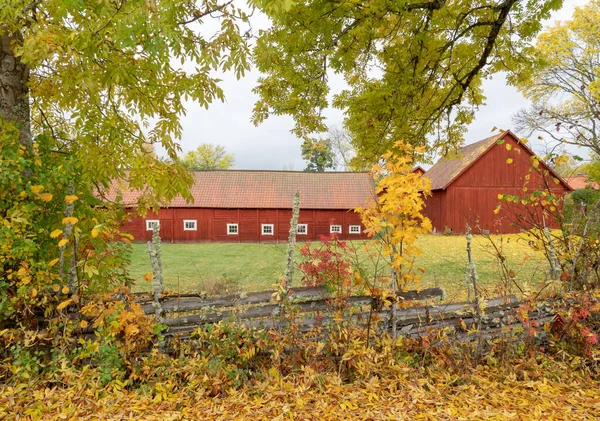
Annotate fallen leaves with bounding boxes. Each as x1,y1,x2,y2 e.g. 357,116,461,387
1,359,599,420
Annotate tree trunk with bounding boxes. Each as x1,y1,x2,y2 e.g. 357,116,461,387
0,28,31,150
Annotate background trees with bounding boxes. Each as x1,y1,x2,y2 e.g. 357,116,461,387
252,0,563,167
514,0,600,158
181,144,235,170
301,138,335,172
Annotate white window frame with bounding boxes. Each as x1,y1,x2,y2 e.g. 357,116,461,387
297,224,308,235
146,220,160,231
349,225,361,234
227,223,238,235
330,224,342,234
261,224,274,235
183,220,197,231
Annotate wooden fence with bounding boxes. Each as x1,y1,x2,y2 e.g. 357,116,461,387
126,286,555,343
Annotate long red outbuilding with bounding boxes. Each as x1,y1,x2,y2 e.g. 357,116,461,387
107,171,376,243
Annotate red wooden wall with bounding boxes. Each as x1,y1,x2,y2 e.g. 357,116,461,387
125,208,369,243
424,135,569,234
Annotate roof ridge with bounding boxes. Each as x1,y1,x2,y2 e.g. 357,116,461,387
189,169,371,174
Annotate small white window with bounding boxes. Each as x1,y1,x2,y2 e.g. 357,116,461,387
297,224,308,235
262,224,274,235
349,225,361,234
227,223,238,235
330,225,342,234
146,220,160,231
183,220,197,231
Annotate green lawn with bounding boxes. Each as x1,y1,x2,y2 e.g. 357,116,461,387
129,234,550,301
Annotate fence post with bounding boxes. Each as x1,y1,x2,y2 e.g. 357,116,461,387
279,190,300,328
283,190,300,293
543,226,561,283
465,224,479,305
147,225,165,323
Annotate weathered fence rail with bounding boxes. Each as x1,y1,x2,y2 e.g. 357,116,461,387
132,286,446,339
115,285,558,344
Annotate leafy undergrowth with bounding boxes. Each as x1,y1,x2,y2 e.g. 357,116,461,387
2,351,599,420
2,291,599,420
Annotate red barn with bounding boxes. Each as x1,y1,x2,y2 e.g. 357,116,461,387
422,130,572,234
110,170,376,243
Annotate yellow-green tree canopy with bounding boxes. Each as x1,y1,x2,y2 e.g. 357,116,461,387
181,143,234,170
252,0,564,167
0,0,284,209
514,0,600,157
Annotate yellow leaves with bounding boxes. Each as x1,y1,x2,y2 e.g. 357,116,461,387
58,238,69,247
62,216,79,225
50,229,63,238
531,157,540,169
39,193,53,202
497,193,503,200
62,286,70,294
505,143,512,151
91,228,100,238
30,185,44,194
144,272,153,282
493,205,501,215
48,258,59,267
506,158,513,164
56,299,72,310
80,320,89,329
64,195,79,203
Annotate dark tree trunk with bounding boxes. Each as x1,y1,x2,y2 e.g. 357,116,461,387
0,28,31,150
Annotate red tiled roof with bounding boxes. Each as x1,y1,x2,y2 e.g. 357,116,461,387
565,175,600,190
105,170,376,209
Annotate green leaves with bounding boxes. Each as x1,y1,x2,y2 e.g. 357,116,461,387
253,0,562,166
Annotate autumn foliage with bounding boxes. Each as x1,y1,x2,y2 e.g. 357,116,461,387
358,142,432,291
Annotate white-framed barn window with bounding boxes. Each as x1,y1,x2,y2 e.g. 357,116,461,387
330,224,342,234
297,224,308,235
146,220,160,231
227,223,238,235
183,220,197,231
261,224,274,235
349,225,361,234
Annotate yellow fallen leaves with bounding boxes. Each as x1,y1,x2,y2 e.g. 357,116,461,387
58,239,69,247
64,195,79,203
50,229,63,238
2,359,599,420
39,192,53,202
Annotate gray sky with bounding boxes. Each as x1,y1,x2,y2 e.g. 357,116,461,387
174,0,589,170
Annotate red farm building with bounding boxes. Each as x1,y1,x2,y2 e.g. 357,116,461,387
422,130,572,234
110,170,376,243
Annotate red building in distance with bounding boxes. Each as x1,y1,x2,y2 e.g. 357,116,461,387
107,170,376,243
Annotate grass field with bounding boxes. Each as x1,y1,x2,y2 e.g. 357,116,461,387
129,234,550,301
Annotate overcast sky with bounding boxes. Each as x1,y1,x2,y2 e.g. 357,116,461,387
172,0,589,171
